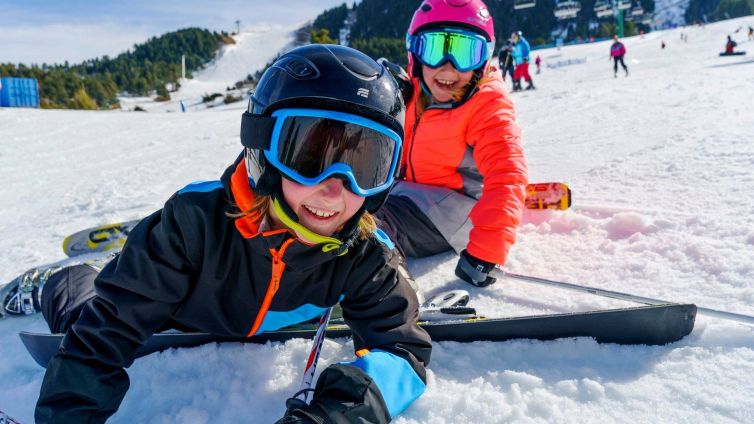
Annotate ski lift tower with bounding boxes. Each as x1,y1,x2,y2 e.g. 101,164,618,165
594,0,633,37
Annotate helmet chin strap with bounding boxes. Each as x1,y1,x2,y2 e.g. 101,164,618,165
270,192,363,257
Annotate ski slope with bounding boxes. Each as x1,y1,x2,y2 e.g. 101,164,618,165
1,15,754,423
119,24,299,113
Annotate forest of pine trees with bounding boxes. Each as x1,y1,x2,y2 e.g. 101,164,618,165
0,28,232,110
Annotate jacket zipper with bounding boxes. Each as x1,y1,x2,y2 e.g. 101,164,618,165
407,115,421,182
246,237,295,336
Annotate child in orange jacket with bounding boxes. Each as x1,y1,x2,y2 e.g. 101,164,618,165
376,0,528,287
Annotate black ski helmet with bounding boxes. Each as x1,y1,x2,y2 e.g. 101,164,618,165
240,44,406,215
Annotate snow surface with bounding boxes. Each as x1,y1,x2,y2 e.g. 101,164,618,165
2,16,754,423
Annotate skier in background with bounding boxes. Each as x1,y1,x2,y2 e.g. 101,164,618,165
725,35,738,54
498,39,516,91
34,45,431,424
535,55,542,74
748,26,753,41
511,30,535,90
377,0,528,288
610,35,629,77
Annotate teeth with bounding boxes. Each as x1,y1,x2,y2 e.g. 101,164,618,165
437,79,455,86
304,205,336,218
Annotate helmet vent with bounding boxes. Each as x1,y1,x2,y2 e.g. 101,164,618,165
337,49,381,80
421,3,432,11
277,56,320,80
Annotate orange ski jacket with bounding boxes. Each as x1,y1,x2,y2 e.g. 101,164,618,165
402,72,528,264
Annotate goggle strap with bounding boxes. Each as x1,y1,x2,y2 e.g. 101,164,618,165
240,112,275,149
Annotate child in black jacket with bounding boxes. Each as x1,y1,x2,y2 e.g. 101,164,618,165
35,45,432,424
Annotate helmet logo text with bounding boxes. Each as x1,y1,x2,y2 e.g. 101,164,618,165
356,88,370,98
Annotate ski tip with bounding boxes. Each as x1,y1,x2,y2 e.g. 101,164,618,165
525,182,572,210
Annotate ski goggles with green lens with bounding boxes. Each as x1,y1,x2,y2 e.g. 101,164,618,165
241,108,402,197
407,28,494,72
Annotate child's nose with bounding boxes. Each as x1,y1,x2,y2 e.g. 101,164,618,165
320,177,345,196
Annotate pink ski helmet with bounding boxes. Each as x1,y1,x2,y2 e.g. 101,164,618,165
407,0,495,75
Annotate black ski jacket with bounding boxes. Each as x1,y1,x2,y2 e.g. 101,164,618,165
35,157,432,424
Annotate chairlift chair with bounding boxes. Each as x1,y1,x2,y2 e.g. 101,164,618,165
616,0,631,10
514,0,537,10
554,0,581,20
594,0,613,18
630,3,644,16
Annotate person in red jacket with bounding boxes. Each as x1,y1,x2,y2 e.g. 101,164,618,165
725,35,738,54
34,45,431,424
376,0,528,287
610,35,629,77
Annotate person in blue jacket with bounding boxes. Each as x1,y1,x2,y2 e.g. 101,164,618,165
511,31,535,91
34,45,431,424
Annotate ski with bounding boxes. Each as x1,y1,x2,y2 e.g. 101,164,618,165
525,182,571,210
20,303,696,368
499,270,754,325
62,219,140,257
0,410,21,424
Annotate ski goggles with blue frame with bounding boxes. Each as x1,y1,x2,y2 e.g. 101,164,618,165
240,108,402,197
407,28,494,72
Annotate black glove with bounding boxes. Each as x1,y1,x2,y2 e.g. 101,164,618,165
455,250,497,287
377,57,414,103
275,397,330,424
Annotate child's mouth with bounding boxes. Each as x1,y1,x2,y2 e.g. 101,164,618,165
435,78,457,90
303,204,339,221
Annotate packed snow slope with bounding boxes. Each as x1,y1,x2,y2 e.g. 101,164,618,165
119,24,299,113
1,16,754,423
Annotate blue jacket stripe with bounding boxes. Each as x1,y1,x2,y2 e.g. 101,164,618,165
344,350,426,417
178,180,223,194
373,228,395,250
256,303,329,334
255,295,344,334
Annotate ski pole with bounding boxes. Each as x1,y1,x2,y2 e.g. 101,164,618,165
295,306,334,403
494,269,754,326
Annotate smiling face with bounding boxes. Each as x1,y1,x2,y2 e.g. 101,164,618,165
276,177,365,237
421,62,474,103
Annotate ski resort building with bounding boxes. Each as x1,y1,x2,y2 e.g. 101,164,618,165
0,77,39,108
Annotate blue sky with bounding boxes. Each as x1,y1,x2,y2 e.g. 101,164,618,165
0,0,350,65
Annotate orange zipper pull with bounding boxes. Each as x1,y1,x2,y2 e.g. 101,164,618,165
247,237,296,336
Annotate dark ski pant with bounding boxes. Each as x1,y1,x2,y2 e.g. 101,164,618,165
613,55,628,74
503,64,514,82
41,265,98,333
374,195,452,259
41,264,192,334
374,181,476,259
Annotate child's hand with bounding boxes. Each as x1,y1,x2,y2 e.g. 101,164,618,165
275,398,327,424
455,250,497,287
